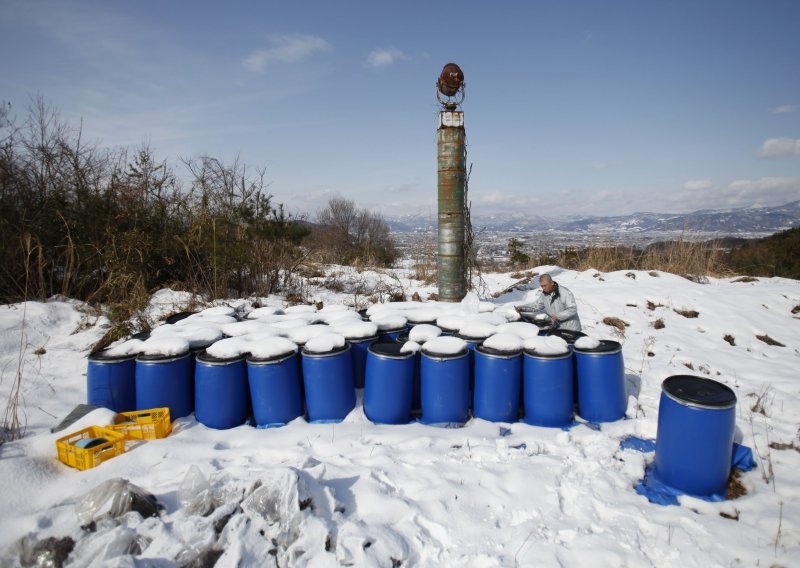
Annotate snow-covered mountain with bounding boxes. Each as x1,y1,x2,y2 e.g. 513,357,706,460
387,200,800,235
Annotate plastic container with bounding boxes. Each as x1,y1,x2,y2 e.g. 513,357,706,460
194,352,250,429
247,351,304,427
522,349,574,427
302,344,355,423
56,426,126,470
473,345,522,422
363,341,415,424
420,347,470,426
86,351,137,412
574,340,627,423
654,375,737,497
110,408,172,440
135,352,194,419
349,335,378,389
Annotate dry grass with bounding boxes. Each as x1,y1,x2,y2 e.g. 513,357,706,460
756,334,785,347
602,317,628,334
726,469,748,500
723,334,736,346
555,237,728,279
653,319,665,329
674,308,699,318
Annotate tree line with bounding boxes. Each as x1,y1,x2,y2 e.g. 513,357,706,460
0,98,397,317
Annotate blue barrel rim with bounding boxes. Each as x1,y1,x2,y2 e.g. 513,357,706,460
546,329,587,344
136,351,191,363
662,375,737,410
420,348,469,361
196,351,247,365
455,332,491,342
522,348,572,360
302,343,351,358
476,344,522,359
573,339,622,355
346,334,379,344
377,325,407,334
89,350,137,363
368,340,415,360
247,351,297,365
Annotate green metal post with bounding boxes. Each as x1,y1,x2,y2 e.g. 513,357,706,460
437,109,466,302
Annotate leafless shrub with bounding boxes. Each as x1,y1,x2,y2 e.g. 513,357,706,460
653,318,665,329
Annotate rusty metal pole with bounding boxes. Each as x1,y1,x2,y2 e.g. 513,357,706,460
436,63,467,302
437,110,466,302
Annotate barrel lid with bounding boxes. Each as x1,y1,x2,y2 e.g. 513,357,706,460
573,339,621,354
302,343,350,356
369,341,413,358
477,344,521,357
662,375,737,409
165,311,197,325
455,334,485,344
89,349,137,362
196,350,246,364
547,329,587,344
421,347,468,359
247,350,296,364
522,348,571,359
136,351,190,362
396,333,410,343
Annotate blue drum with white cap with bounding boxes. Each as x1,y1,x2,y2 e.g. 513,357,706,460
195,351,250,429
364,341,415,424
135,351,194,419
248,344,303,428
654,375,737,497
302,339,355,423
87,350,137,412
420,337,470,426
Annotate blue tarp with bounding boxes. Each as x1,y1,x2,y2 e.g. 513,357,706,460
619,437,757,506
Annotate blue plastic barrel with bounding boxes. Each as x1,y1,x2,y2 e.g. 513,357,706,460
455,335,482,408
349,335,378,389
86,351,137,412
364,341,415,424
522,349,574,427
654,375,737,497
247,351,303,427
194,352,250,429
473,346,522,422
420,347,470,426
574,340,627,422
135,351,194,418
302,344,355,423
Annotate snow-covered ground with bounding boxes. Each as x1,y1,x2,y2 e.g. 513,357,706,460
0,266,798,567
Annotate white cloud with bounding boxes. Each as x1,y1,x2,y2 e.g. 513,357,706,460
684,179,712,191
729,176,798,192
243,35,330,72
771,104,797,114
367,48,409,68
758,137,800,157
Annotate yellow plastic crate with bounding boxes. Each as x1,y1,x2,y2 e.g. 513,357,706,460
110,408,172,440
56,426,126,471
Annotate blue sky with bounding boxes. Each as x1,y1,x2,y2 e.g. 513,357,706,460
1,0,798,218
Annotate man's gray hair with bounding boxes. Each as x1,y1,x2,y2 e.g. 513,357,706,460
539,273,553,284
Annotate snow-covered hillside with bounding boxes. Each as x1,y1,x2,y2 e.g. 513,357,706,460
0,266,798,567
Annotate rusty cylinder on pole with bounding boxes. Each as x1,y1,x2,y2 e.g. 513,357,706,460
437,108,466,302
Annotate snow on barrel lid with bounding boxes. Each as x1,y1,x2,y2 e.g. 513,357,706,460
246,305,283,318
409,324,442,343
496,322,540,340
248,336,298,360
206,336,251,359
287,324,330,345
222,320,281,337
405,308,439,324
140,335,191,357
271,318,312,330
469,312,508,326
177,314,237,326
523,336,570,356
332,320,378,339
304,332,347,354
400,340,421,354
422,336,468,357
482,332,523,353
370,313,407,331
574,336,602,351
436,314,468,331
104,338,145,357
283,304,317,314
458,321,497,339
198,306,237,317
318,310,362,325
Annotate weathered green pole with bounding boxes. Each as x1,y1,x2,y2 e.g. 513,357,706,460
436,63,467,302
